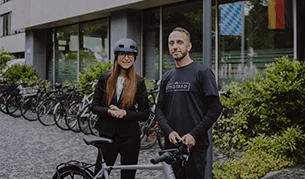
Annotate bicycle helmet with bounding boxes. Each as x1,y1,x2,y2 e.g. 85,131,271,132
114,38,138,56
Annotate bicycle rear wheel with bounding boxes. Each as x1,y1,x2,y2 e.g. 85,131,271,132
37,99,56,126
20,96,38,121
52,165,93,179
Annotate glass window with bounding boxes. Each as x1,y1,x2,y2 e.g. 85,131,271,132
79,19,109,73
47,18,109,84
162,2,203,73
218,0,293,88
143,8,160,80
142,0,293,89
55,25,79,84
2,12,11,36
143,1,204,80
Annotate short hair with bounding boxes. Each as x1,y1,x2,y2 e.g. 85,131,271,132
171,27,191,42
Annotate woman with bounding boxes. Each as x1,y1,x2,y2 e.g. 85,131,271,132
91,38,149,179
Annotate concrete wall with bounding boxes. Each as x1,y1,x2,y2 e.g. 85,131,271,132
0,0,25,53
12,0,183,30
0,0,12,14
0,33,25,52
25,30,46,78
110,9,142,73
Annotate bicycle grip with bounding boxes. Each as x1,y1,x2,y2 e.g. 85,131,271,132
150,152,171,164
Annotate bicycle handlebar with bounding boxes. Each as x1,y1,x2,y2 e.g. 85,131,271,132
150,151,173,164
150,140,189,165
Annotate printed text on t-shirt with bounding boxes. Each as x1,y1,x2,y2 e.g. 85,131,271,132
165,82,190,92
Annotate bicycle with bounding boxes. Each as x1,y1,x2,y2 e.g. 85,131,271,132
66,81,96,133
140,80,165,150
77,103,98,135
36,82,66,126
52,135,189,179
53,86,82,130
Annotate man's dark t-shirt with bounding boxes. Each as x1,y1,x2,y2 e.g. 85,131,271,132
156,62,221,147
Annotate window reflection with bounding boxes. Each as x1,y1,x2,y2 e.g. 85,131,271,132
162,2,203,73
80,19,108,73
55,25,78,84
143,8,160,80
143,0,294,91
49,18,109,84
218,0,293,88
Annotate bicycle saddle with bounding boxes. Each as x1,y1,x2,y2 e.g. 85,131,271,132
83,135,113,146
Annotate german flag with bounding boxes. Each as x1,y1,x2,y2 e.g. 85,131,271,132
268,0,293,29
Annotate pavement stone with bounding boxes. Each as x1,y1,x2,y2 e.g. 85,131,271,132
1,113,304,179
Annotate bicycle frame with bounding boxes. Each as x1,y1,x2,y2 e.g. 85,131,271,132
94,162,175,179
53,134,188,179
91,135,176,179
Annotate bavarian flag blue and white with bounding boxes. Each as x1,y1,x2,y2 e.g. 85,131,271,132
219,1,243,36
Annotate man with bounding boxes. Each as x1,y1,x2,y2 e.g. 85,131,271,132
156,27,223,179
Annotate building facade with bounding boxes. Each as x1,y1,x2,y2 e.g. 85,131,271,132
1,0,304,90
0,0,24,58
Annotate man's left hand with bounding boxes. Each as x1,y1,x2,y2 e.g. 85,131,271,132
182,133,196,148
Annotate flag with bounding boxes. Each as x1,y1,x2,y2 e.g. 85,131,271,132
268,0,293,29
219,2,243,36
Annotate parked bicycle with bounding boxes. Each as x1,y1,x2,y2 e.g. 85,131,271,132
52,135,189,179
66,81,97,133
140,80,164,150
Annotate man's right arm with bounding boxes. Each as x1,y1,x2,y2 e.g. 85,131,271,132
155,79,174,138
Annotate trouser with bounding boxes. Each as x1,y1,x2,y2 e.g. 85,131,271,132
172,146,208,179
94,133,140,179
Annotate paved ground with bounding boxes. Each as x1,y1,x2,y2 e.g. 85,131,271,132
1,113,305,179
0,114,163,179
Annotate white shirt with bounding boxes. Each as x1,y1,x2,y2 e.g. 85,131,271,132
116,77,125,101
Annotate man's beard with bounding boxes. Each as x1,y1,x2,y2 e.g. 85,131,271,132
173,52,186,61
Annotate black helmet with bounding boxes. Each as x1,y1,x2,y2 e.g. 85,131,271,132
114,38,138,56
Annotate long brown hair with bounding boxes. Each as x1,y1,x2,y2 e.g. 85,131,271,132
106,56,138,109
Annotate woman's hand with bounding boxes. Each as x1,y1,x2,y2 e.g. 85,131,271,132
108,105,127,118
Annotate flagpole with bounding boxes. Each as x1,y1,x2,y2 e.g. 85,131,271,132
241,1,245,78
293,0,297,59
203,0,213,179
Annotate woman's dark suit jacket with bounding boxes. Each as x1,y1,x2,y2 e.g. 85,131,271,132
91,71,150,137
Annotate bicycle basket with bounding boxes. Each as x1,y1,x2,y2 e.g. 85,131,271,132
19,86,39,97
0,83,18,93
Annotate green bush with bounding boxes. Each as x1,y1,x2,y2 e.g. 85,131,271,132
213,56,305,178
214,56,305,156
76,61,112,94
213,149,295,179
245,126,305,162
213,126,304,179
0,49,14,72
2,64,39,83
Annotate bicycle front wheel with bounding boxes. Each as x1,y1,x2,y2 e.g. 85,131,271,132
140,120,157,150
37,99,56,126
66,102,82,132
78,104,92,134
88,113,98,136
20,96,38,121
0,93,10,114
54,103,70,130
6,94,22,117
52,165,93,179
